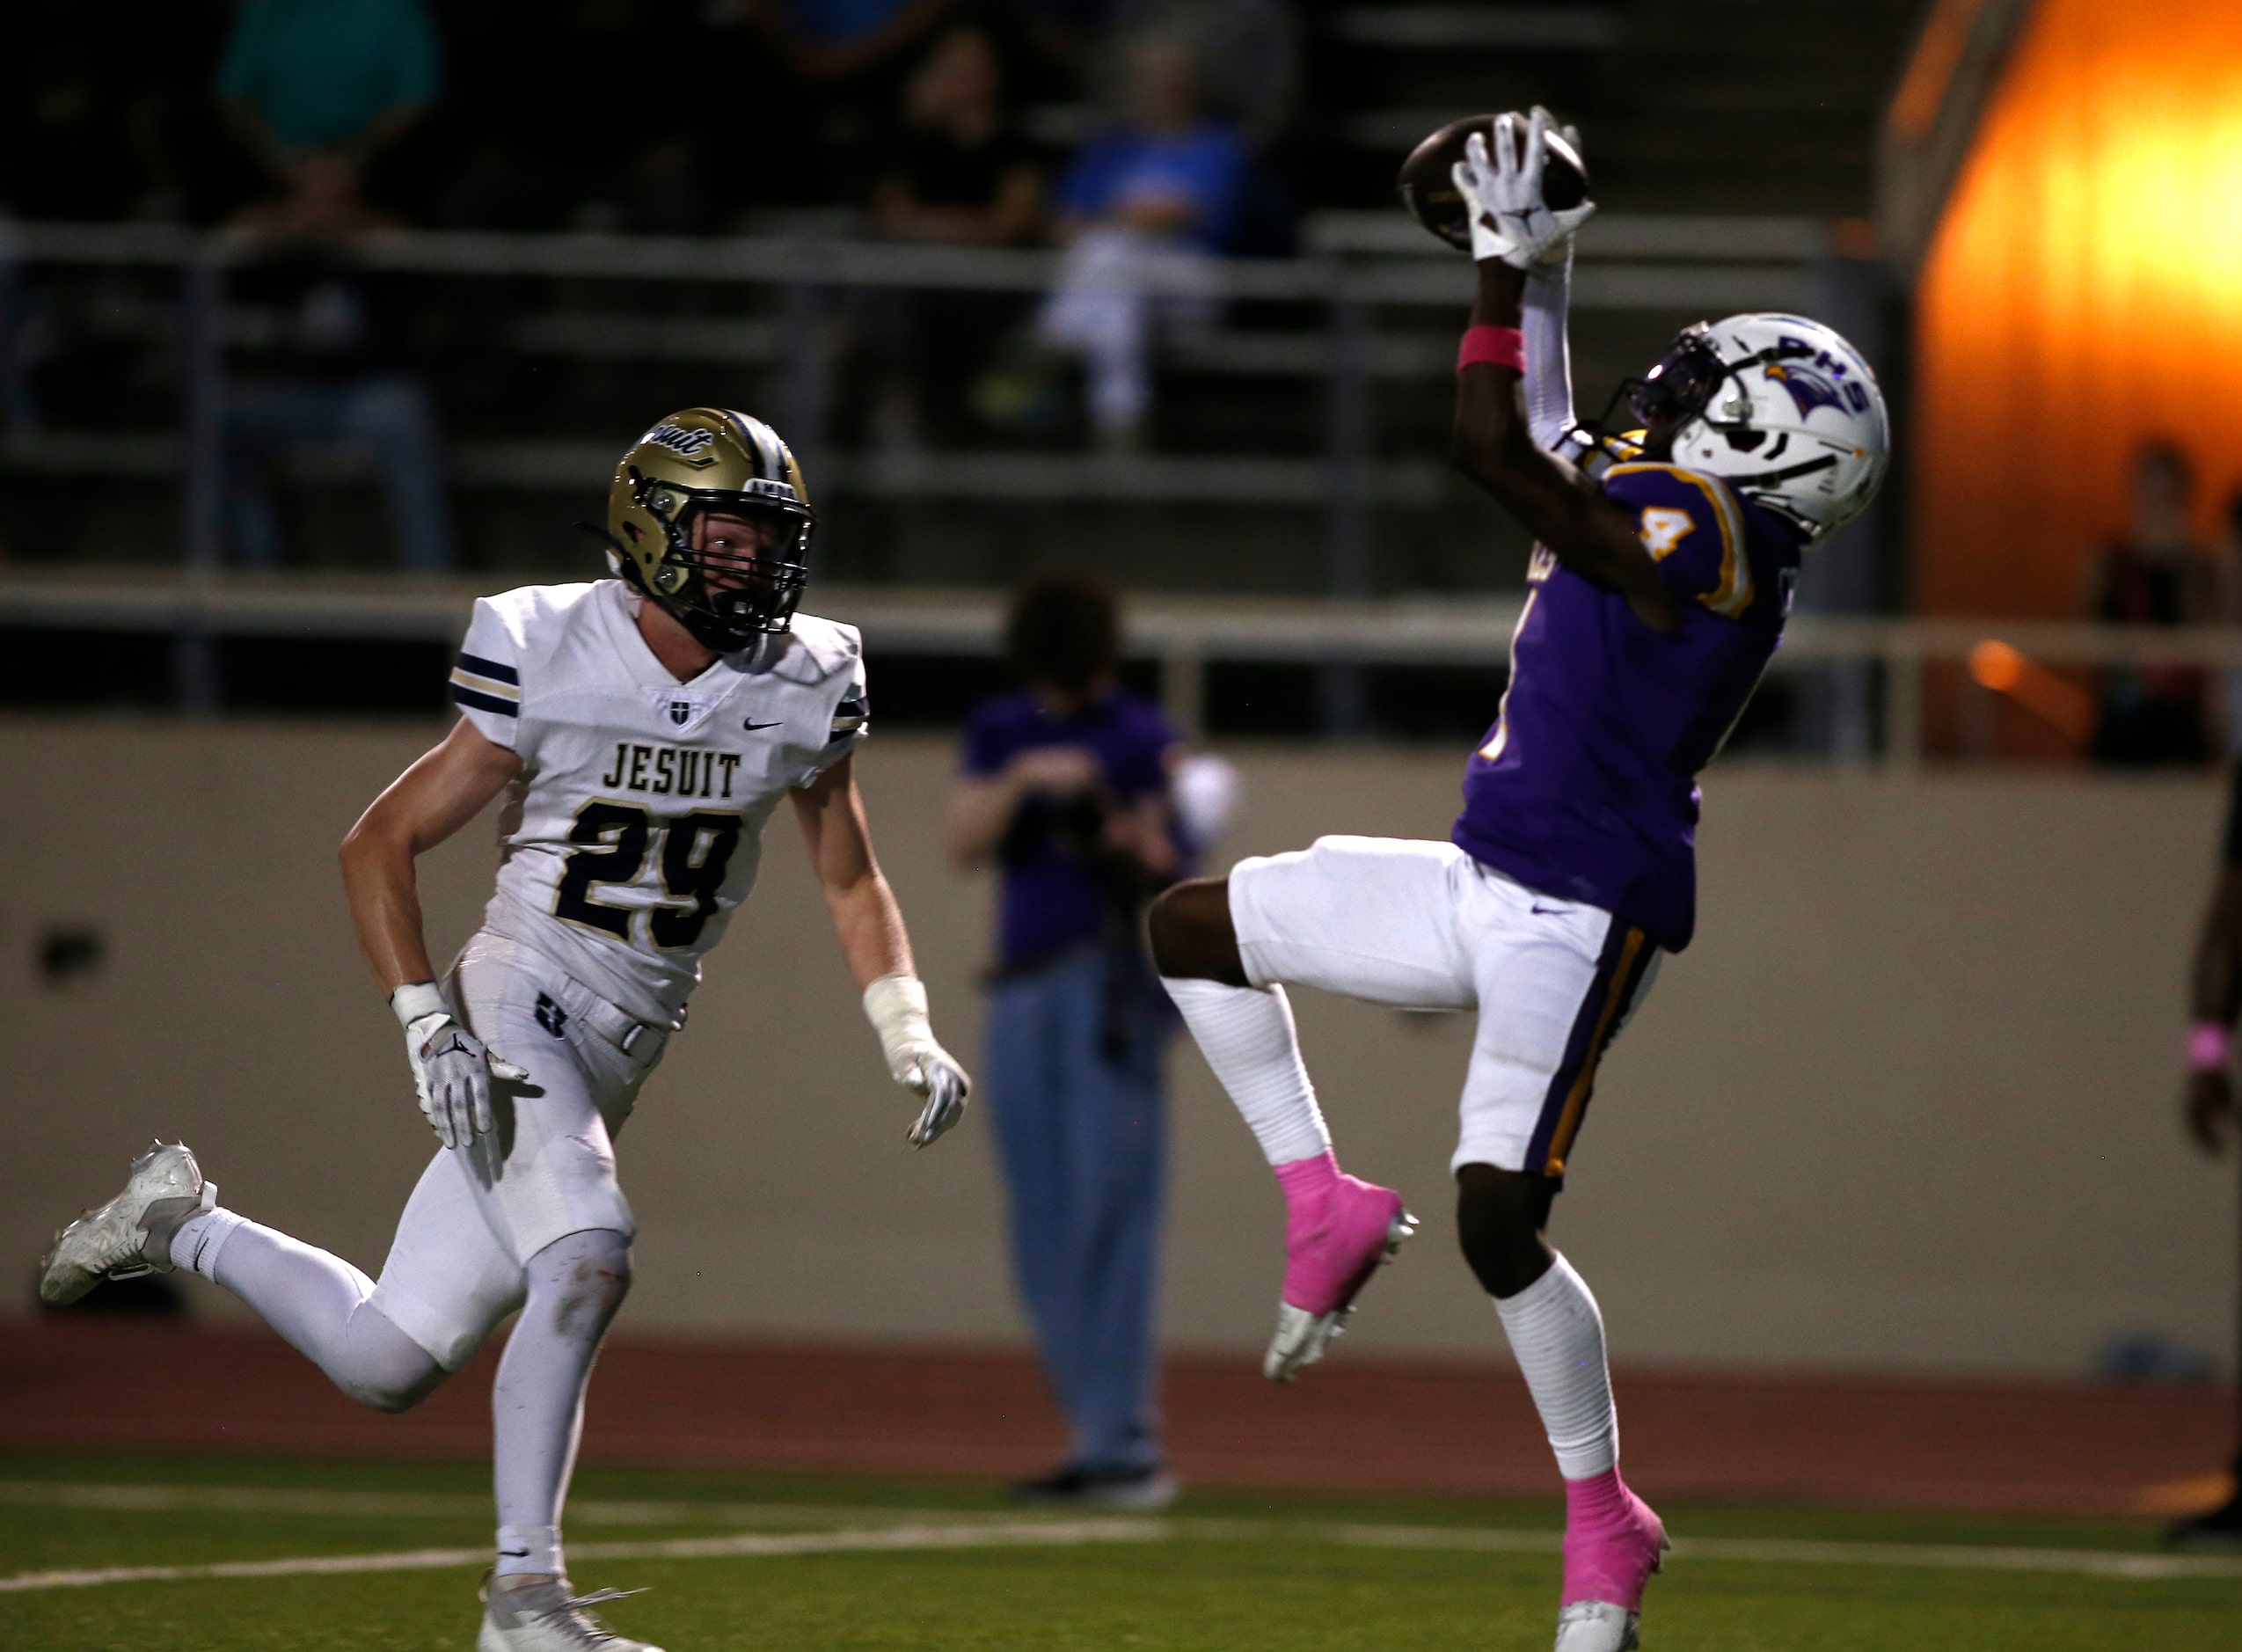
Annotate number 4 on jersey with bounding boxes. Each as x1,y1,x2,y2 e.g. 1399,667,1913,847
554,801,744,951
1638,507,1694,560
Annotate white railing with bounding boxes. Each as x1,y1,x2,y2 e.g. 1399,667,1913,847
1,567,2224,767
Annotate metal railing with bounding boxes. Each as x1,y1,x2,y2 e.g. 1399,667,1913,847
0,213,1864,718
0,212,1840,527
2,565,2229,768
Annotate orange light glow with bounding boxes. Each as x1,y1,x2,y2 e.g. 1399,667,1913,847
1964,639,2096,744
1968,639,2025,691
1912,2,2242,618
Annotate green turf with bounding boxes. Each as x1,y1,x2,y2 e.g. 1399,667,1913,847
2,1451,2235,1651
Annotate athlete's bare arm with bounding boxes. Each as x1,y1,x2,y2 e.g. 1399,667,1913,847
2184,866,2242,1152
340,718,523,993
1450,260,1683,636
792,751,917,987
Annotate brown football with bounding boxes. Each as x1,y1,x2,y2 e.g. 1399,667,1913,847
1396,116,1588,252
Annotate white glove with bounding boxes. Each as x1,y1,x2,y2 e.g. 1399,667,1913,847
1450,107,1596,270
391,982,529,1151
862,974,972,1149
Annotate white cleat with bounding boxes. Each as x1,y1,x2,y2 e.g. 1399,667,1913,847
1261,1210,1416,1382
1264,1301,1347,1382
479,1580,665,1652
1553,1600,1640,1652
39,1142,215,1306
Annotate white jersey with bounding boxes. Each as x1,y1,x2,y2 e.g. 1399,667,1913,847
449,580,866,1026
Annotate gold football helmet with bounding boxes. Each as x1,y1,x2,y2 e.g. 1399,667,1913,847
602,408,815,649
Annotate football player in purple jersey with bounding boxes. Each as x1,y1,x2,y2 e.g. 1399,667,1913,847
1149,109,1888,1652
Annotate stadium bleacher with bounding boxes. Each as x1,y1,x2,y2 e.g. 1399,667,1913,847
0,4,1927,736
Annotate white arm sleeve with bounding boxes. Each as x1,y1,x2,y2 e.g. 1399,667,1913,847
798,650,869,786
1522,245,1577,453
449,598,523,751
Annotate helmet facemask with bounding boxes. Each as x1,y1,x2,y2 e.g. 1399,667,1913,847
1619,325,1732,440
620,468,814,652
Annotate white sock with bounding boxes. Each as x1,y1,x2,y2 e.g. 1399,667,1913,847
173,1212,442,1413
170,1207,246,1276
494,1523,563,1580
493,1229,632,1581
1161,976,1332,1166
1492,1251,1618,1480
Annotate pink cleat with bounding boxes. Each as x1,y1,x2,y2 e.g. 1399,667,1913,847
1554,1472,1668,1651
1263,1151,1415,1381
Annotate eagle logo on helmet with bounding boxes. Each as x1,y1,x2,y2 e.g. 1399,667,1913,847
1763,362,1846,420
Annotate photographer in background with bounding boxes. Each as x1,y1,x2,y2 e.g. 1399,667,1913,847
950,574,1181,1508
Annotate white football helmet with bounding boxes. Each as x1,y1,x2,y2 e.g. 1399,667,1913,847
1618,313,1889,542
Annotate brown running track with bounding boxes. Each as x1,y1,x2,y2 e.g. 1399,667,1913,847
1,1319,2231,1518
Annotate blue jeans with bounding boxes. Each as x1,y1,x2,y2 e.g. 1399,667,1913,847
223,374,454,571
983,949,1168,1473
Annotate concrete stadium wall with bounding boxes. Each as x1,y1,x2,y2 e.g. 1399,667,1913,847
0,717,2231,1378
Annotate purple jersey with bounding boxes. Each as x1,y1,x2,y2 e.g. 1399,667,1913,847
963,688,1179,971
1452,463,1803,951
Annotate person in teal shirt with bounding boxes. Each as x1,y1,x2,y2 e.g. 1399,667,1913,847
216,0,440,174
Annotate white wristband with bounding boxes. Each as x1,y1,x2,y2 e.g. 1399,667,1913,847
391,980,448,1033
862,974,932,1078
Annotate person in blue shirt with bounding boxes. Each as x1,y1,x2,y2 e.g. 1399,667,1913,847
1036,35,1247,448
950,574,1182,1507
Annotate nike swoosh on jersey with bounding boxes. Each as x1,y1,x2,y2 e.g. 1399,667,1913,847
742,719,783,731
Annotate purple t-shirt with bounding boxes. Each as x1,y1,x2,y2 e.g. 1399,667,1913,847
964,689,1179,970
1453,463,1802,952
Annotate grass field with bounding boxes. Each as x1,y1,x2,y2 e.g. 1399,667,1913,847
3,1451,2238,1651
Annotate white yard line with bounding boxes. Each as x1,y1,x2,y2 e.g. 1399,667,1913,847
0,1480,949,1528
0,1518,1171,1594
4,1483,2242,1595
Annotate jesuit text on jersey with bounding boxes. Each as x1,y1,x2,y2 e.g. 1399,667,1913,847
598,743,743,800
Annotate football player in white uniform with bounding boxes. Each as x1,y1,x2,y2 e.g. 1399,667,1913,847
37,409,972,1652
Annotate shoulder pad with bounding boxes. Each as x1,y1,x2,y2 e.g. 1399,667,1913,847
478,581,606,646
762,614,862,686
1603,464,1754,618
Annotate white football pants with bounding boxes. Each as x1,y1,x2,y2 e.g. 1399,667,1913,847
369,932,661,1368
1227,836,1661,1178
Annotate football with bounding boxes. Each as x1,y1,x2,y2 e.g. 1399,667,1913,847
1396,115,1588,252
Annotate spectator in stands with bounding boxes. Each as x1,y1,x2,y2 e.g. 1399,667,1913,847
871,24,1042,246
742,0,955,201
2085,439,2212,765
216,0,440,208
1099,0,1299,146
218,220,456,573
951,574,1182,1509
1033,34,1246,450
214,0,453,573
865,21,1044,444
